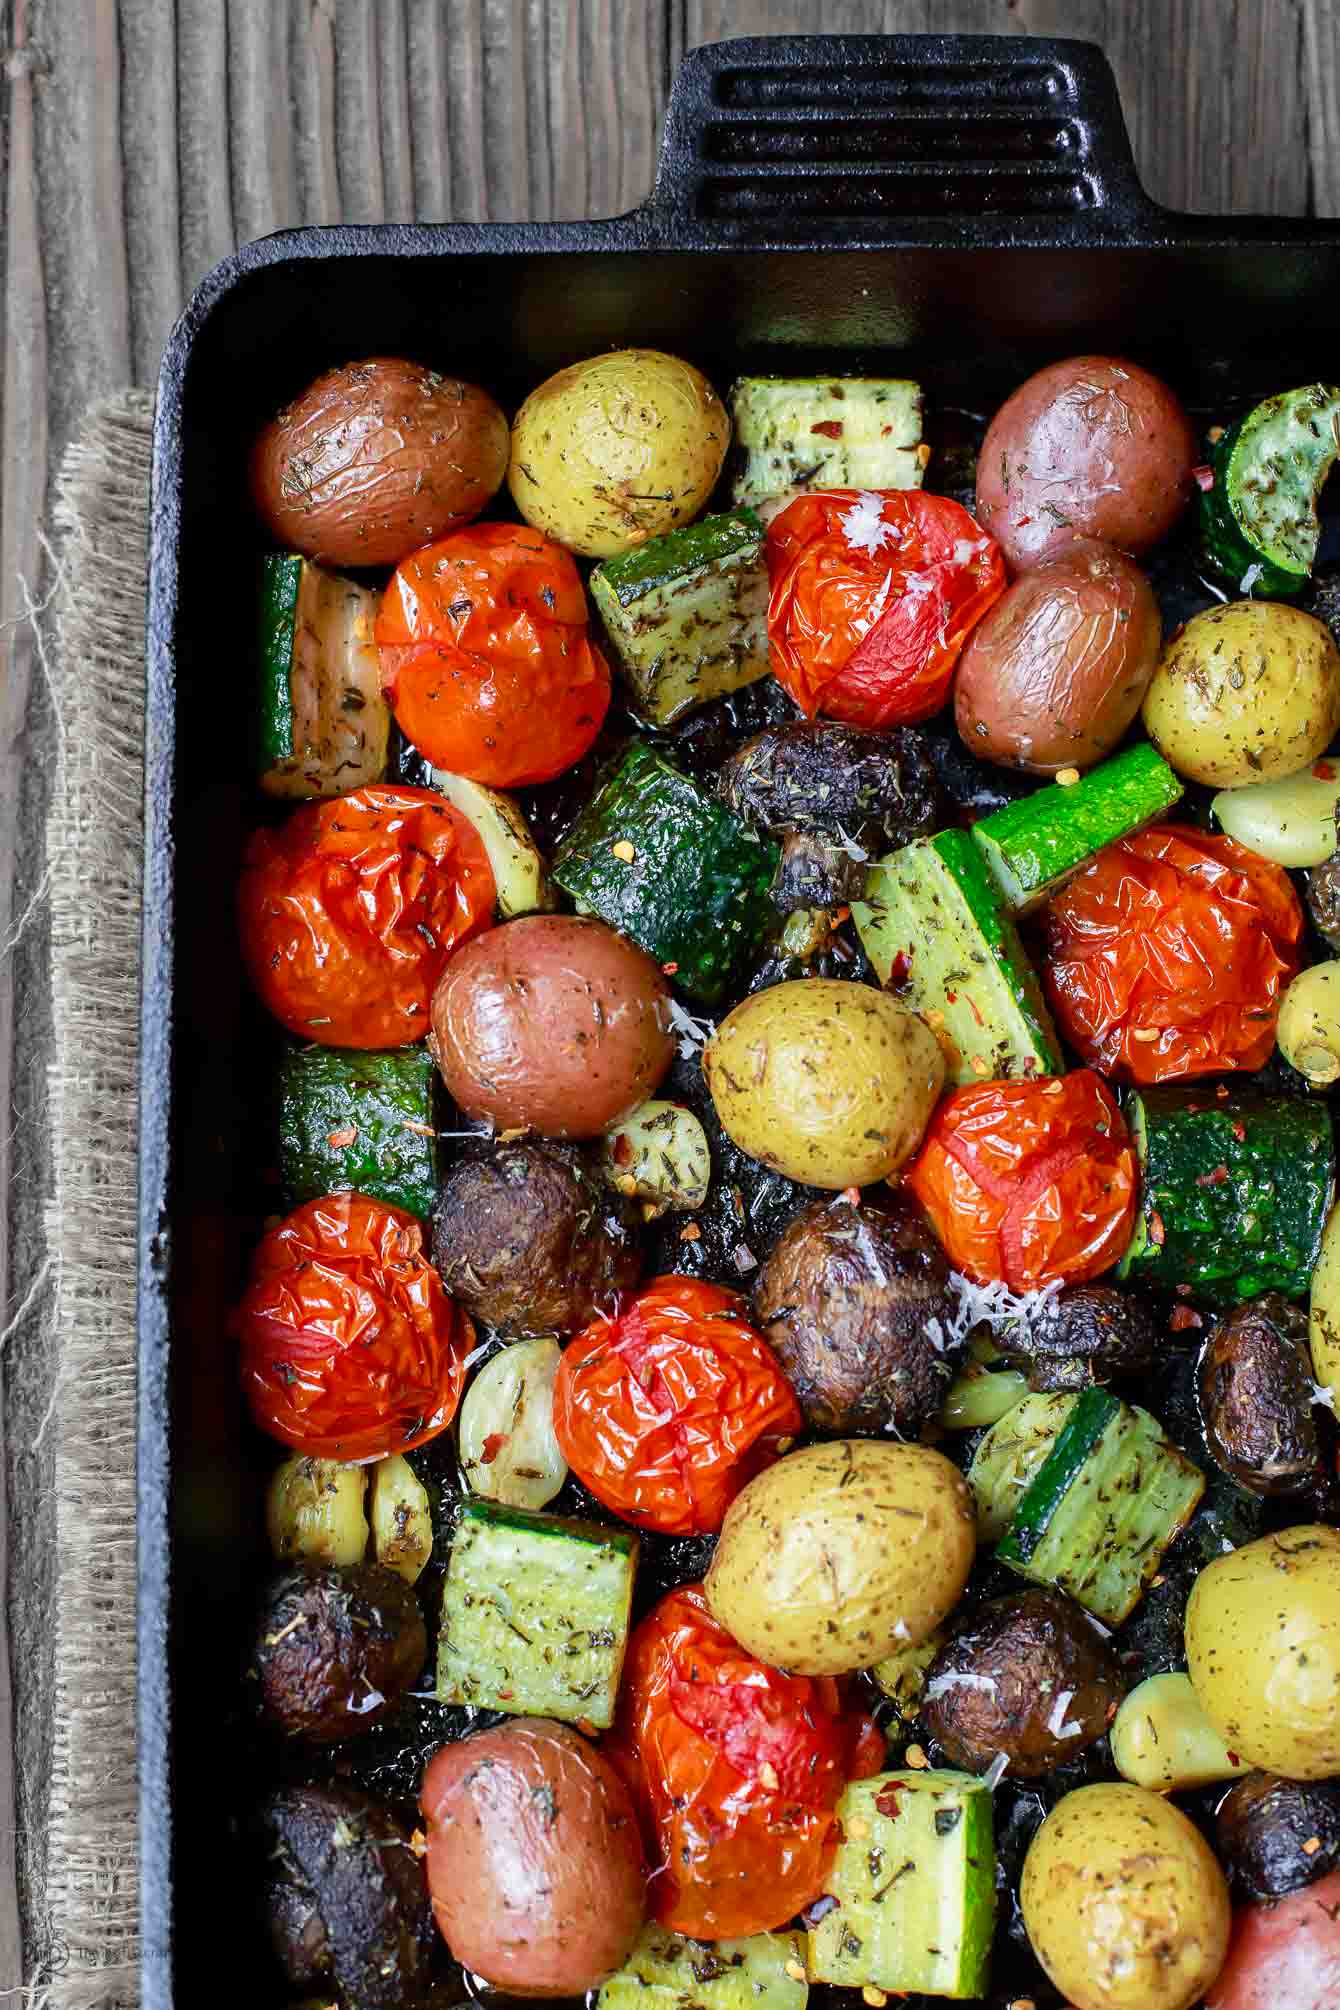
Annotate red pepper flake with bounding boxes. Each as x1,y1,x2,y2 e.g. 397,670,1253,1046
873,1785,903,1818
479,1432,508,1465
1192,463,1215,492
810,420,843,439
967,995,985,1028
888,951,912,990
1317,762,1338,781
945,989,958,1004
1175,1282,1193,1297
1216,1083,1230,1099
1149,1211,1166,1247
1231,1120,1247,1142
1169,1305,1203,1331
1303,1835,1323,1855
1195,1164,1230,1187
401,1120,436,1137
326,1125,357,1149
679,1221,701,1242
841,1186,862,1207
1227,1750,1241,1769
832,906,851,926
662,961,679,975
410,1827,429,1857
611,1132,633,1167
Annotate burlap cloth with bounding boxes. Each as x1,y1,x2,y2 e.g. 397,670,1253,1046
13,391,155,2009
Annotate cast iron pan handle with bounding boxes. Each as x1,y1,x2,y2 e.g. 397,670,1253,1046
651,34,1162,241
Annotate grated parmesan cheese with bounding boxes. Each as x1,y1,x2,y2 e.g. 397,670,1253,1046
1045,1689,1083,1739
663,996,713,1060
1312,1380,1338,1412
841,491,898,556
864,569,896,629
1240,562,1264,593
925,1671,998,1701
982,1751,1010,1790
942,1271,1065,1348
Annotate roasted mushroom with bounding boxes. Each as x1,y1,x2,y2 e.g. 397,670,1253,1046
753,1192,960,1437
260,1783,435,2008
718,720,940,912
252,1561,426,1742
1216,1771,1340,1901
921,1588,1126,1778
432,1141,642,1336
998,1284,1160,1393
1308,852,1340,954
1199,1293,1321,1495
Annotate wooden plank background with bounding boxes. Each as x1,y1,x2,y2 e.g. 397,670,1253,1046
2,0,1338,1991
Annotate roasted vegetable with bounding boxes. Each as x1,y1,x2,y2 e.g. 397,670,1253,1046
430,770,556,917
1110,1671,1248,1793
921,1588,1125,1778
1143,599,1340,788
1200,1293,1322,1495
705,979,944,1190
553,741,781,1004
975,354,1198,569
259,1783,434,2010
377,524,611,787
599,1100,711,1214
458,1336,567,1512
1277,959,1340,1084
705,1440,976,1675
257,553,388,799
278,1044,440,1220
367,1455,433,1584
432,1140,642,1334
996,1283,1160,1394
599,1926,808,2010
1200,382,1340,596
1021,1782,1230,2010
806,1770,996,1999
1213,761,1340,868
251,358,507,566
968,1391,1078,1542
431,915,676,1137
1216,1771,1340,1900
508,349,729,558
251,1561,426,1743
972,742,1183,912
954,538,1162,774
1186,1524,1340,1780
717,718,940,910
1205,1865,1340,2010
436,1499,638,1727
729,374,924,506
238,1194,472,1462
554,1276,801,1535
1307,851,1340,949
766,488,1005,727
753,1192,961,1437
420,1719,646,1994
266,1455,369,1568
239,784,495,1048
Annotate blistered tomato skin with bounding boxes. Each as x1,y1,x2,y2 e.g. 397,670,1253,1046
238,784,495,1049
608,1585,883,1940
553,1276,803,1536
237,1193,472,1462
376,524,611,787
1045,826,1303,1084
765,489,1006,727
907,1071,1138,1294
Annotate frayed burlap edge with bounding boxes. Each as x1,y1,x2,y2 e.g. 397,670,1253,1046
39,390,155,2010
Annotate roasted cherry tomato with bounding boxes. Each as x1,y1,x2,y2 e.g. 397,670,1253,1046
376,523,611,786
609,1585,884,1940
907,1071,1138,1293
1045,825,1303,1084
238,783,494,1048
237,1193,472,1461
766,489,1006,727
553,1276,802,1536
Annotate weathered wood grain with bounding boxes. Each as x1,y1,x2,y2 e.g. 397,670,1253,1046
2,0,1339,1996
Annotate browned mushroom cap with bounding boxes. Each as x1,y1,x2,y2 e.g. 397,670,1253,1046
1216,1770,1340,1901
1199,1293,1321,1496
251,1561,425,1743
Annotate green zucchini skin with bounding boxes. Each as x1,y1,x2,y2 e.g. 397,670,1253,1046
589,511,770,727
1119,1087,1335,1306
1200,383,1340,595
279,1044,439,1219
972,745,1183,911
257,551,389,798
258,552,302,768
996,1388,1206,1627
854,827,1061,1082
552,741,781,1004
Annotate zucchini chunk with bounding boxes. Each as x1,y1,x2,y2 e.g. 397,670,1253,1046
967,1391,1078,1542
730,376,924,509
806,1770,995,2000
258,552,389,798
1119,1087,1335,1306
1201,382,1340,596
598,1925,808,2010
589,510,770,726
552,741,780,1004
995,1387,1205,1627
854,828,1061,1083
279,1043,439,1220
430,769,555,917
972,744,1183,912
436,1499,638,1728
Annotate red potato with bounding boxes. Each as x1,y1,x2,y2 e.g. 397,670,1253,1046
430,915,675,1137
975,355,1198,571
1204,1866,1340,2010
954,537,1162,772
420,1719,646,1996
251,357,508,567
